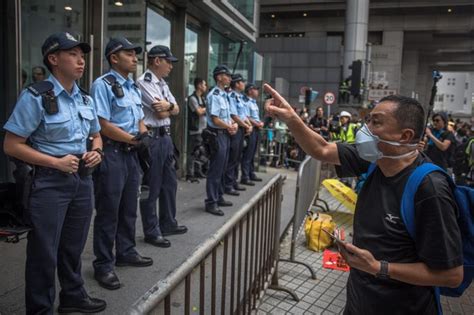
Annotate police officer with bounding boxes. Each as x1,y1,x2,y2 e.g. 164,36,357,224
92,37,153,290
3,32,106,314
136,45,188,248
333,111,357,144
224,74,252,196
205,65,238,216
241,83,264,186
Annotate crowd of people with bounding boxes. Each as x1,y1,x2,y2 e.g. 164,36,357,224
2,32,265,314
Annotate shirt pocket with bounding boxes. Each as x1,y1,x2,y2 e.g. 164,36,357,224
78,107,94,137
219,101,229,118
43,112,72,142
113,97,133,121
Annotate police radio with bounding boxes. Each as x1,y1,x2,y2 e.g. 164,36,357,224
112,82,125,98
42,91,59,115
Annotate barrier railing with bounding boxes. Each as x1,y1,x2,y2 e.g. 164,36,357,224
278,156,329,290
129,174,296,314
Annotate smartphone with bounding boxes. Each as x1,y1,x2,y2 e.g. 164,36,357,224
321,228,343,243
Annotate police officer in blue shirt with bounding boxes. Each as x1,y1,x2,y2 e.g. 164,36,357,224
205,65,238,216
3,32,106,314
241,83,264,185
92,37,153,290
136,45,188,248
224,74,253,196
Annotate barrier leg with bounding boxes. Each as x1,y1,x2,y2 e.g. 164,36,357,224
279,258,317,280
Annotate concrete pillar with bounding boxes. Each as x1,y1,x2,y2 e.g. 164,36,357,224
343,0,369,79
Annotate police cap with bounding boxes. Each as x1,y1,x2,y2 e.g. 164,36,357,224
105,37,142,58
42,32,91,57
245,82,259,94
148,45,178,62
231,73,244,83
213,65,231,77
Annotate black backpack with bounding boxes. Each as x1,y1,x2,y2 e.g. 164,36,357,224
453,137,474,176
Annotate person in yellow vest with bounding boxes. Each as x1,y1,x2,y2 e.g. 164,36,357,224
334,111,358,144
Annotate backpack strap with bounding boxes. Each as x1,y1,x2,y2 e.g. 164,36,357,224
367,163,377,177
400,163,449,238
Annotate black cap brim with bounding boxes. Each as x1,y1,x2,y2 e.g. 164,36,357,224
107,44,142,57
63,42,91,54
166,56,179,62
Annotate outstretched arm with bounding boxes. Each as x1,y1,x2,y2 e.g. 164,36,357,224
264,83,340,165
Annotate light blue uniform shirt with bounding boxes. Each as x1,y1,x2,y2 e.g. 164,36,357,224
243,95,261,122
91,69,144,135
4,75,100,156
228,91,248,121
206,86,232,129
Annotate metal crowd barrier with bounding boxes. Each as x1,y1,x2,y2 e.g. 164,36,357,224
279,156,329,289
129,174,296,314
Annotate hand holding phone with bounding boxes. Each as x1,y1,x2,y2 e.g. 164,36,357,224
321,228,352,256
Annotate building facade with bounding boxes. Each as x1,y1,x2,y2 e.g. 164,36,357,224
258,0,474,117
0,0,263,182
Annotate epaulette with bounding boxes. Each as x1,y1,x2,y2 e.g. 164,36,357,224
78,86,90,105
230,92,236,98
144,72,152,82
102,74,116,85
212,89,220,96
26,81,54,97
242,95,249,102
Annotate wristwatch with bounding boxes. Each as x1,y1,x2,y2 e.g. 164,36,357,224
376,260,390,279
93,148,105,158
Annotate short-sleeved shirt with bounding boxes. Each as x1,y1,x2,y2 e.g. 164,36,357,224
336,144,462,315
206,86,231,129
91,69,144,135
188,93,207,135
243,95,260,122
228,91,248,121
425,129,455,170
4,75,101,156
136,70,177,128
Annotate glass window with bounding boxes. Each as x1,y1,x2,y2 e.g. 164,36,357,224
146,8,171,51
228,0,255,23
21,0,85,87
209,29,255,84
104,0,146,75
185,27,198,96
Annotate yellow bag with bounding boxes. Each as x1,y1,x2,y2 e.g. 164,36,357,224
304,212,336,252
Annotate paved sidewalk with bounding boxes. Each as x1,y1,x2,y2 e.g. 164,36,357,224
257,188,474,315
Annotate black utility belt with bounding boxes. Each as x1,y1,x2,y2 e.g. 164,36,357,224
207,127,227,135
36,153,95,177
104,139,136,152
148,125,171,137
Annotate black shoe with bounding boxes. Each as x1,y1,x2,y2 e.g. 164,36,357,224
115,254,153,267
205,204,224,216
250,176,262,182
161,225,188,236
241,179,255,186
234,184,246,191
218,199,233,207
225,189,240,196
195,171,207,178
58,295,107,313
94,271,121,290
145,236,171,248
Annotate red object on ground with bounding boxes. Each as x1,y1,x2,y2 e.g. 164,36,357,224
322,249,350,272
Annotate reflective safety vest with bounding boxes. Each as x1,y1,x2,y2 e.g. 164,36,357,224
335,123,357,143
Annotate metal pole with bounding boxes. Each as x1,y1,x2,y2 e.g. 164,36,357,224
364,42,372,102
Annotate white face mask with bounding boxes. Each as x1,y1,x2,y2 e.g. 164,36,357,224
355,124,418,162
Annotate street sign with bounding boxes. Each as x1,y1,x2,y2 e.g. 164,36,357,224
324,92,336,105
